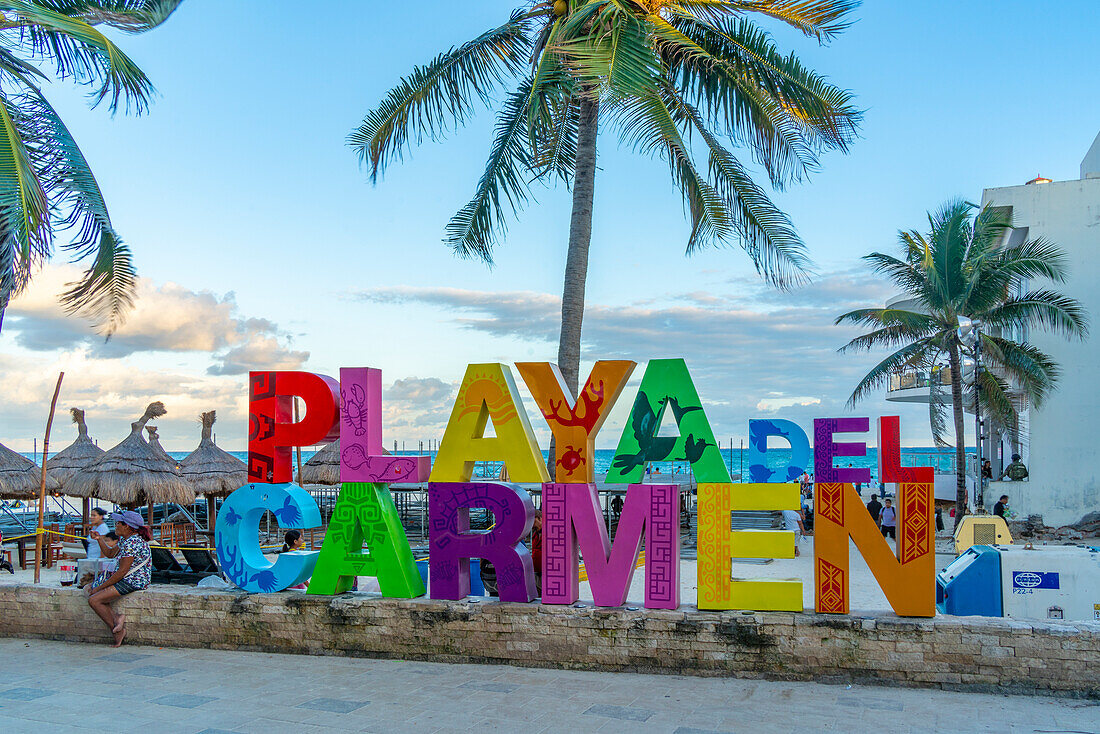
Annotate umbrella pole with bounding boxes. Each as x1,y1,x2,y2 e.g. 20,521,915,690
82,498,90,529
206,494,216,537
34,372,64,585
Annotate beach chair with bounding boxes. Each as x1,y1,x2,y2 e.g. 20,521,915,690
151,545,218,585
179,544,219,574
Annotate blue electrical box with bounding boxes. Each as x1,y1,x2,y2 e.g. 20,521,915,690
937,545,1002,617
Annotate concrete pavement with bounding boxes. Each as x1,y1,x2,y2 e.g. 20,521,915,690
0,638,1096,733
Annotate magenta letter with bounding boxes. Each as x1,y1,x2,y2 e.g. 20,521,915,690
542,483,679,609
428,482,536,602
340,367,431,483
814,417,871,483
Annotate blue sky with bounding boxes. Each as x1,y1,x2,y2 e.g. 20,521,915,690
2,0,1098,452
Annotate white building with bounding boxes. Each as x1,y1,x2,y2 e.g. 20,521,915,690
978,131,1100,526
884,131,1100,526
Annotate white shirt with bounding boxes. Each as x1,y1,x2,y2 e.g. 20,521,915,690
782,510,803,533
86,522,110,560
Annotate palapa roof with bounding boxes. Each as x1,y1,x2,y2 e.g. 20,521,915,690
0,442,57,500
298,439,339,485
180,411,247,498
145,426,177,467
46,408,106,489
65,402,196,506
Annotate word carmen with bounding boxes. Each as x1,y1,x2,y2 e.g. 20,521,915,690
219,360,934,616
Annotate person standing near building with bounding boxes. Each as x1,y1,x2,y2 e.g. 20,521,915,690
993,495,1009,519
879,499,897,539
782,508,807,557
866,494,883,528
1003,454,1029,481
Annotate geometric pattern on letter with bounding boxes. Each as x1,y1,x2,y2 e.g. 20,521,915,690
816,557,846,614
814,481,935,617
817,482,844,525
540,482,574,603
645,484,678,607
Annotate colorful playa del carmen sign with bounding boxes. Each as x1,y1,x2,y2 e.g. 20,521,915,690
219,360,935,617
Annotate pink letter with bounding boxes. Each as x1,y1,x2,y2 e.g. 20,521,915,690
542,483,679,609
339,367,430,483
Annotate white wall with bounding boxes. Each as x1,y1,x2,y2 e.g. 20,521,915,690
981,174,1100,526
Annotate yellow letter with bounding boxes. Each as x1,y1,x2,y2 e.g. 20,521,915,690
429,364,549,483
697,483,802,611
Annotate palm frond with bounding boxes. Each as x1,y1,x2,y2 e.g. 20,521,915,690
845,337,937,406
982,289,1090,339
444,77,538,264
981,335,1060,407
711,0,860,43
4,0,157,112
670,14,860,188
14,84,134,333
40,0,183,32
611,87,731,251
670,89,810,286
0,94,51,317
348,9,534,183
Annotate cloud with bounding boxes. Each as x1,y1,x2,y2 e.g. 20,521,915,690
6,266,308,375
354,269,935,444
0,351,249,452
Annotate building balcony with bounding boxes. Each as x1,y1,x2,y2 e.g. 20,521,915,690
886,367,955,404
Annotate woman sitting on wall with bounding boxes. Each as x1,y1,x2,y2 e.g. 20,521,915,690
84,510,153,647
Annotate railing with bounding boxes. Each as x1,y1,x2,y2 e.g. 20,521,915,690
888,367,952,393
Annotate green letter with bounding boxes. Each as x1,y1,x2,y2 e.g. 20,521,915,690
307,482,425,597
607,358,731,484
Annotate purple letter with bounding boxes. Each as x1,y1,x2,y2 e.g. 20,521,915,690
814,417,871,484
542,483,679,609
428,482,536,602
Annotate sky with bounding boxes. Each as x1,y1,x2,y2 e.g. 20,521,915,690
1,0,1098,454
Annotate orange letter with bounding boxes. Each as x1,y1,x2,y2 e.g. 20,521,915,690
516,361,635,482
814,417,935,617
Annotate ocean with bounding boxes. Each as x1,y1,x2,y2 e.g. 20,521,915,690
22,446,970,485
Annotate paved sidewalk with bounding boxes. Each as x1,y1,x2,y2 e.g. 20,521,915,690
0,639,1095,733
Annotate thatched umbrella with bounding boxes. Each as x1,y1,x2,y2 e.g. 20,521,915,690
298,439,339,485
46,408,107,525
180,411,247,532
145,426,178,468
0,442,56,500
46,409,106,487
66,403,195,523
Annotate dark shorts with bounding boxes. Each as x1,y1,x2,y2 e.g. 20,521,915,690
113,579,144,596
881,525,896,539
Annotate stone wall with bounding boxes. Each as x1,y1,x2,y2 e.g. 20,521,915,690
2,584,1097,698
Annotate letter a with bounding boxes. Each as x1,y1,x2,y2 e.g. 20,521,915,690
430,364,548,482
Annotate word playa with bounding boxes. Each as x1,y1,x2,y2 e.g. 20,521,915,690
220,360,934,617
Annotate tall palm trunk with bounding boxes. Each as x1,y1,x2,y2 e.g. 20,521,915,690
947,342,968,529
550,96,599,475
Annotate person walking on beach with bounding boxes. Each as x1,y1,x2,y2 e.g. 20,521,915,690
85,510,152,647
879,499,897,539
782,508,808,557
866,494,883,528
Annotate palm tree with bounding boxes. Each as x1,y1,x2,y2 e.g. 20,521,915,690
351,0,862,400
0,0,182,336
837,200,1088,524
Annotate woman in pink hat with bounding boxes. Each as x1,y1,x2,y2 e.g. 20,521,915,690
84,510,153,647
